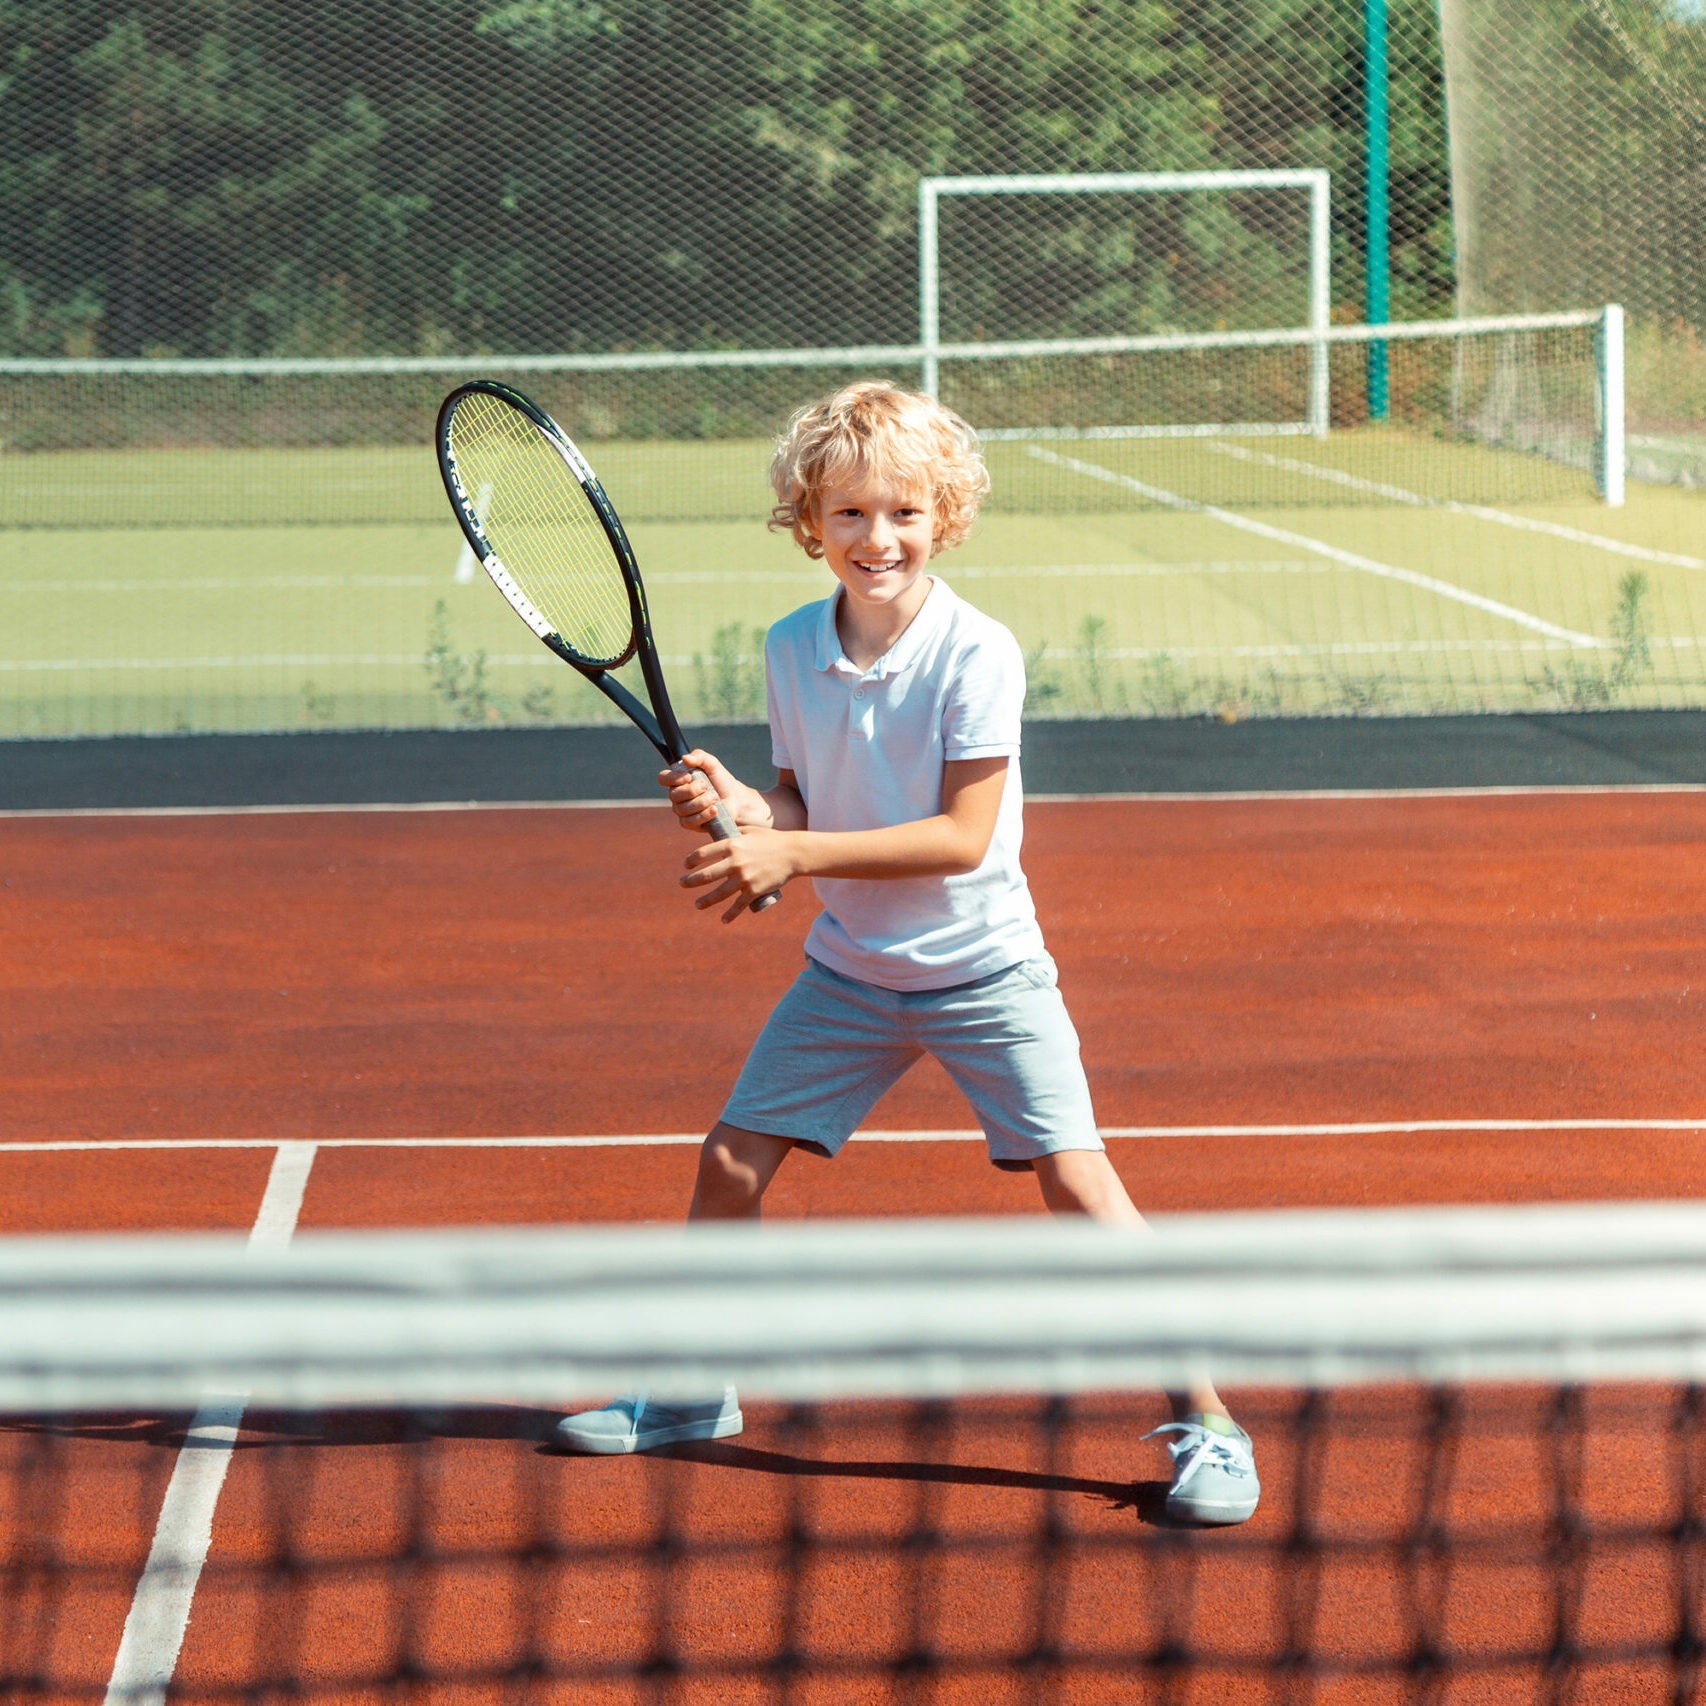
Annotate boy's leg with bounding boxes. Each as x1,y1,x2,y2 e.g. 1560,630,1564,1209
560,957,914,1456
1031,1149,1258,1525
691,1122,797,1220
1030,1150,1228,1420
554,1121,788,1456
1031,1147,1143,1225
911,964,1257,1525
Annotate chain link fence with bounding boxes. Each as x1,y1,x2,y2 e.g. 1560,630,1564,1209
1,0,1458,361
0,2,1701,736
1440,0,1706,485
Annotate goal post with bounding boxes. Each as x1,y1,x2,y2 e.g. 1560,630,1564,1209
917,169,1333,438
1598,302,1625,508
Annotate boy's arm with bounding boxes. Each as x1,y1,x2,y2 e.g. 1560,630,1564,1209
763,769,809,830
681,756,1009,920
660,751,806,831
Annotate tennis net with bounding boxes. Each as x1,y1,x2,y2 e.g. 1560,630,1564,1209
0,310,1622,531
3,1203,1705,1702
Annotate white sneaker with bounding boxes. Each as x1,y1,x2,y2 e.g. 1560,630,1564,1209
554,1387,743,1455
1143,1414,1260,1525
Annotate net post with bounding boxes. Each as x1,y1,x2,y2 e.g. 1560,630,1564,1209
1309,170,1332,438
918,179,941,399
1597,303,1626,508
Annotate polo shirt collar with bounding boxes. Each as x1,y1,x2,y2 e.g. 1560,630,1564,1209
814,577,957,678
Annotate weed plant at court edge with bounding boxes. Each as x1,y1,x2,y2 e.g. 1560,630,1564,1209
693,622,767,723
1532,571,1654,711
425,599,555,726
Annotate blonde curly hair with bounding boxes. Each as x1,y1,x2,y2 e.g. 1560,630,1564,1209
768,381,990,559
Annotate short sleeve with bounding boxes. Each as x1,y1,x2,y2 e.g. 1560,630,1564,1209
939,621,1025,762
765,627,793,772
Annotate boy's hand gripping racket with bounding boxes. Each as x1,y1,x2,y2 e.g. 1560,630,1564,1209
436,380,779,911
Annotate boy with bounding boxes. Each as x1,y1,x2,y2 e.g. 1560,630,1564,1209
557,381,1258,1525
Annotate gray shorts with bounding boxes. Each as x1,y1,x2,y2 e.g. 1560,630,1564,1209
721,955,1104,1172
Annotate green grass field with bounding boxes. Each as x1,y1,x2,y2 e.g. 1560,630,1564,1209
2,429,1702,740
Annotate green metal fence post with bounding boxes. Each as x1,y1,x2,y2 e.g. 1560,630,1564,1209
1365,0,1391,420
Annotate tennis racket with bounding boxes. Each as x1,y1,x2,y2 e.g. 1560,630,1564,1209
436,379,779,911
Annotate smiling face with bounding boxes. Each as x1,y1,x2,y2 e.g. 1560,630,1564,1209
812,469,938,629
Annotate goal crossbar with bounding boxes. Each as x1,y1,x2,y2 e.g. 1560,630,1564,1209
917,169,1334,434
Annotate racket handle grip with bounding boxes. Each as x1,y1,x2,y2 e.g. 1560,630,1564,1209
705,798,782,913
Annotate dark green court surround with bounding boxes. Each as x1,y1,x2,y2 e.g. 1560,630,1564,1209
3,712,1703,813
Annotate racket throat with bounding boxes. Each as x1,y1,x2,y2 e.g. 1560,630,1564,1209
584,666,677,763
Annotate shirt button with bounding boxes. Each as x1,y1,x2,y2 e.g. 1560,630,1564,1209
854,689,866,700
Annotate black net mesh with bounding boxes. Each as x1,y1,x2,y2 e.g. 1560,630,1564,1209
1,1207,1705,1701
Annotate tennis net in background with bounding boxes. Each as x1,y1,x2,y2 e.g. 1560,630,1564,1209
3,1205,1705,1703
0,311,1621,530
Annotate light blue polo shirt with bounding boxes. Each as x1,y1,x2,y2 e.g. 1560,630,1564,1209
763,576,1044,990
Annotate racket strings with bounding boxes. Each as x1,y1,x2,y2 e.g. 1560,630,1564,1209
448,392,636,668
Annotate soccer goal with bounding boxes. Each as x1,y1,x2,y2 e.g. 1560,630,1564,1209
918,169,1333,440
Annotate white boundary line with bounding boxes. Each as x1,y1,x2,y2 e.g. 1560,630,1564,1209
10,1120,1706,1158
1,650,705,673
1200,440,1706,570
0,562,1319,598
0,654,429,674
5,781,1706,824
1632,434,1706,457
0,800,633,820
1027,784,1706,802
103,1142,316,1706
0,577,442,593
1028,445,1601,647
1045,639,1588,659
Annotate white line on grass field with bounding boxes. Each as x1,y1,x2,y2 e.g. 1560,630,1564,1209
104,1141,317,1706
1200,440,1706,570
11,1120,1706,1159
1632,435,1706,457
0,652,716,673
1067,636,1701,659
1028,445,1601,648
0,653,429,673
0,576,441,594
0,651,702,673
447,562,1338,587
0,562,1336,599
1038,638,1585,661
948,560,1330,579
452,481,493,582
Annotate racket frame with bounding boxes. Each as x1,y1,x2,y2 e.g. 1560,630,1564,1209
437,379,781,913
436,379,690,765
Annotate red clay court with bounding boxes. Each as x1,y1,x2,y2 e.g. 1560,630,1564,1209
3,734,1705,1701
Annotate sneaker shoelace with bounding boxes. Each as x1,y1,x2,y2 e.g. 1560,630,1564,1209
1142,1420,1247,1493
